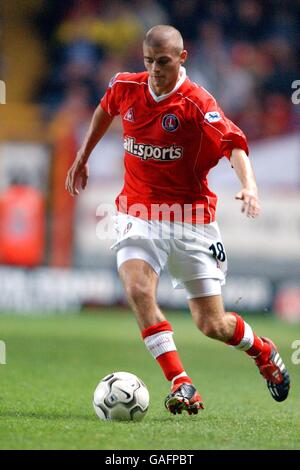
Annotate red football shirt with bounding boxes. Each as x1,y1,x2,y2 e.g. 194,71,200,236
100,67,248,224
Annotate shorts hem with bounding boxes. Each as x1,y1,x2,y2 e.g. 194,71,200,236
116,247,162,277
172,274,226,290
186,290,222,300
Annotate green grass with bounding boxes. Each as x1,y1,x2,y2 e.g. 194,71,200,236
0,310,299,450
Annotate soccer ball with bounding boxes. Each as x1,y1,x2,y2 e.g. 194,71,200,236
93,371,149,421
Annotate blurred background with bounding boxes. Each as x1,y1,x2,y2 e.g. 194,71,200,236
0,0,299,320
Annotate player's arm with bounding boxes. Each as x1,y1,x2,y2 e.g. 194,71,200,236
230,148,260,218
65,105,114,196
199,90,259,218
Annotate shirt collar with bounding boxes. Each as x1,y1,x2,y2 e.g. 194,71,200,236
148,66,186,103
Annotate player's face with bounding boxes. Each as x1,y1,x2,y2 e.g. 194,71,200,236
143,43,187,95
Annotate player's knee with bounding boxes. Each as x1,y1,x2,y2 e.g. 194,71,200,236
196,317,226,340
196,320,217,338
124,281,155,309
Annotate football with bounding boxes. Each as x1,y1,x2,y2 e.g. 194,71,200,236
93,371,149,421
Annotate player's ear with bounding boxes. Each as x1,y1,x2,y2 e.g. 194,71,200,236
180,49,188,64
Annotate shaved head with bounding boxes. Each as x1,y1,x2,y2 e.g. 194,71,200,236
143,25,187,96
144,25,184,55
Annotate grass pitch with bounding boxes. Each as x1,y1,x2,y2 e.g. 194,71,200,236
0,310,299,450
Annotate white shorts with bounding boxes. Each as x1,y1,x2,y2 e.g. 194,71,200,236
110,213,227,299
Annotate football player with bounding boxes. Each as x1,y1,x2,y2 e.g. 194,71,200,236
66,25,290,415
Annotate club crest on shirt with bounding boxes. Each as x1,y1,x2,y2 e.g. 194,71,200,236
162,114,179,132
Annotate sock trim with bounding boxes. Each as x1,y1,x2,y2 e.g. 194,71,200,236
144,331,176,359
236,321,254,351
171,371,188,386
141,320,172,339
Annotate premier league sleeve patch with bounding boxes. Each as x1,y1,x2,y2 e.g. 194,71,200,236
204,111,222,123
162,114,179,132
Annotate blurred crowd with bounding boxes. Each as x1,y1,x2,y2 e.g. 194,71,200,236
35,0,300,141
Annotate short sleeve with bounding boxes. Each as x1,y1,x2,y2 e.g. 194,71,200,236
201,92,249,160
100,74,121,117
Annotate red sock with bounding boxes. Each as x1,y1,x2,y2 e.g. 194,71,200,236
142,321,192,389
227,312,271,364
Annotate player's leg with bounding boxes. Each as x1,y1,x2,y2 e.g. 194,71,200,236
118,255,203,414
186,285,290,402
168,219,290,403
118,257,163,329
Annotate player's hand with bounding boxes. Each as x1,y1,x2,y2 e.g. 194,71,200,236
65,155,89,196
235,188,260,218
